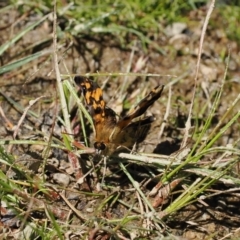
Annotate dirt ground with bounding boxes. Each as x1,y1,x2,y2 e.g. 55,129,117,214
0,4,240,240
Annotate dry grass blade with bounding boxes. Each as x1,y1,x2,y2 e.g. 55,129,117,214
181,0,216,148
13,96,44,139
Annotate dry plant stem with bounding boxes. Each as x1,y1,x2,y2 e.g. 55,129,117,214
0,139,66,150
53,0,72,137
204,188,240,199
19,197,35,231
101,156,107,185
42,98,59,179
117,234,129,240
12,188,69,220
88,228,100,240
0,105,14,129
13,96,44,139
45,42,73,80
10,11,29,34
212,143,234,167
219,227,240,240
181,0,215,148
76,157,104,185
83,72,174,78
25,54,53,83
118,152,180,166
59,192,86,221
8,96,44,153
158,85,171,140
136,190,144,216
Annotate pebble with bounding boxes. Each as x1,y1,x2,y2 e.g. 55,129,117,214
53,173,70,187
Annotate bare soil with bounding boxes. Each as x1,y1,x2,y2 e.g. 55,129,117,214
0,5,240,240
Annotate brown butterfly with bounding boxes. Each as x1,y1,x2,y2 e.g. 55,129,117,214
75,76,164,155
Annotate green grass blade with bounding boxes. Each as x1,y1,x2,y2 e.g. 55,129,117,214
0,13,51,56
0,50,52,74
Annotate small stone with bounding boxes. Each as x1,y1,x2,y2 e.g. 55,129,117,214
184,230,196,239
86,208,94,213
47,158,59,168
165,22,187,37
53,173,70,187
60,160,74,174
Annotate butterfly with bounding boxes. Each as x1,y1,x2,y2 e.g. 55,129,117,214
74,76,164,155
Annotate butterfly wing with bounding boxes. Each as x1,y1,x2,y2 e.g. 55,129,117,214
75,76,164,154
114,85,164,133
74,76,117,149
108,84,164,150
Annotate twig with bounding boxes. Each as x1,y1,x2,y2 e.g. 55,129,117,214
59,192,86,221
12,188,69,220
13,96,44,139
219,227,240,240
0,104,14,129
8,96,44,153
